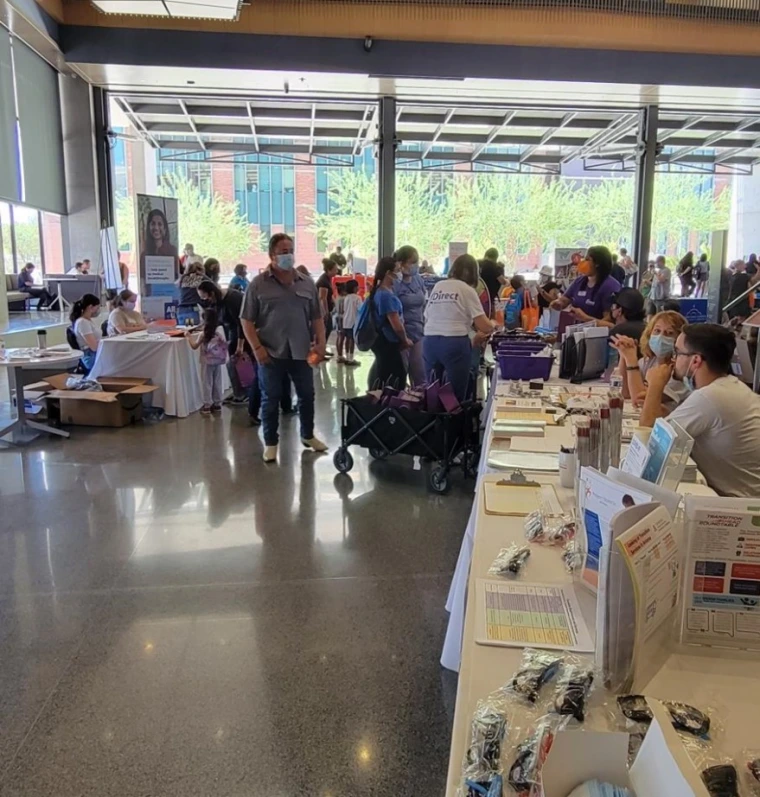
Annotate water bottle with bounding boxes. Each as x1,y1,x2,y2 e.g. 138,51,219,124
37,329,47,350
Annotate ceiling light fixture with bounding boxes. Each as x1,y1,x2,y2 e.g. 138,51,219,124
91,0,244,22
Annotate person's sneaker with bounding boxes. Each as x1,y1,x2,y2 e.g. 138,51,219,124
262,445,278,463
230,396,248,405
200,405,212,415
249,415,262,426
211,404,222,413
337,356,346,364
302,436,328,453
347,359,360,367
281,406,297,416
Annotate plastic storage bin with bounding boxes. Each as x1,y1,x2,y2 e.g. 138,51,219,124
497,351,554,380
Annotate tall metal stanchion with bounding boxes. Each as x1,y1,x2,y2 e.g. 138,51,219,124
377,97,397,260
632,105,659,283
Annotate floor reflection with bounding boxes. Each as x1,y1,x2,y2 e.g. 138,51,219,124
0,353,472,795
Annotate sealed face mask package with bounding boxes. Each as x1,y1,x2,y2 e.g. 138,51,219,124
567,780,633,797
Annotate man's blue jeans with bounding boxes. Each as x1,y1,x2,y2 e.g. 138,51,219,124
258,358,314,445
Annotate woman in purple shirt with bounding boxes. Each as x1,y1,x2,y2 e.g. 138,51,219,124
551,245,621,324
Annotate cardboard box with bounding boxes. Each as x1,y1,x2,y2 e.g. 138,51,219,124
542,700,709,797
33,374,158,428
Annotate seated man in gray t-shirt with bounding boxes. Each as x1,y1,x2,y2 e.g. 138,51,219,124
642,323,760,497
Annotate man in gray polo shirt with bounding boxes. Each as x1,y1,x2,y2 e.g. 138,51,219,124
241,233,327,463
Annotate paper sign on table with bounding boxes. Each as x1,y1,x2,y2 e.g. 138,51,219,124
474,579,594,652
681,497,760,651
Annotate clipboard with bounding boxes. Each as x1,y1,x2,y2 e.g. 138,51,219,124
483,471,546,516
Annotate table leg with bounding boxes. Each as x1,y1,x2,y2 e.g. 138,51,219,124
0,365,68,444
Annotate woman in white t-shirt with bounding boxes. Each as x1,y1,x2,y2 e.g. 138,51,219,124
107,289,147,336
70,293,102,373
423,254,495,400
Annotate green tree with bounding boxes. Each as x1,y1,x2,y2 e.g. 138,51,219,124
651,174,730,258
309,167,732,269
115,175,261,267
115,193,135,253
13,220,42,264
308,169,379,259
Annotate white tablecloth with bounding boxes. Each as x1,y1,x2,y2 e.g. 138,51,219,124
89,335,204,417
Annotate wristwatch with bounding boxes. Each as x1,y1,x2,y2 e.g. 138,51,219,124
626,365,639,371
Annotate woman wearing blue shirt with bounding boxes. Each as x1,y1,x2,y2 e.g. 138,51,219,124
393,245,426,386
369,257,412,387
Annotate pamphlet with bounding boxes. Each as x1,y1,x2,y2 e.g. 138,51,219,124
642,418,677,483
622,434,651,478
682,497,760,650
578,467,653,591
615,504,680,690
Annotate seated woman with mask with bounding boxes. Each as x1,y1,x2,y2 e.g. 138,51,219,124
107,290,147,336
551,245,621,324
611,309,688,420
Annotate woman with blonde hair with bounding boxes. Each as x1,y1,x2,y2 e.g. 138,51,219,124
611,309,689,422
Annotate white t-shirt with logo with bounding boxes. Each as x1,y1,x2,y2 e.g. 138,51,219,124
668,375,760,497
424,279,485,337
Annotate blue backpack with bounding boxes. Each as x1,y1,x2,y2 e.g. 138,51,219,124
355,294,379,352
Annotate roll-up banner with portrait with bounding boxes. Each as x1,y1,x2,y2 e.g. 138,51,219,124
135,194,180,321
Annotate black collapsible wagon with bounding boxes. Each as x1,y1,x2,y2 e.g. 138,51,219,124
333,395,482,493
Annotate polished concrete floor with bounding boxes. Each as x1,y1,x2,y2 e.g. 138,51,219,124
0,354,473,796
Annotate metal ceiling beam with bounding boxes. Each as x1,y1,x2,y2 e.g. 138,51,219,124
470,110,516,161
246,101,259,152
714,133,760,164
559,112,637,164
657,115,708,144
178,99,206,152
421,108,455,159
116,97,160,149
352,104,375,156
667,117,758,162
520,112,576,162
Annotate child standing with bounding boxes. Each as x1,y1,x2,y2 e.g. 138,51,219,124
341,279,362,366
186,307,228,415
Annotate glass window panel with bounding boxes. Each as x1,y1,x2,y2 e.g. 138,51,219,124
40,211,64,276
271,164,283,225
0,202,12,274
12,204,40,272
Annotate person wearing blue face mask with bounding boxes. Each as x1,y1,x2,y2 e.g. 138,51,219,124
642,323,760,497
611,309,688,417
367,256,412,388
393,244,426,386
241,233,328,463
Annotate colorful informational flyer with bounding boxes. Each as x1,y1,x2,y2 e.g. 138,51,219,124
475,580,594,652
578,467,653,591
617,505,680,645
682,499,760,650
